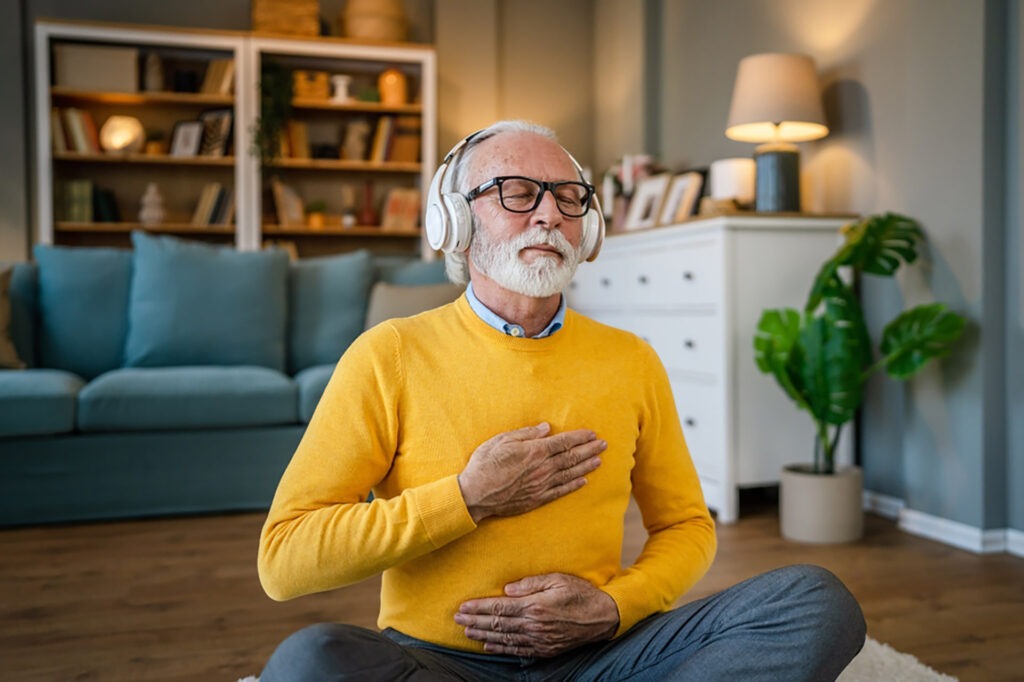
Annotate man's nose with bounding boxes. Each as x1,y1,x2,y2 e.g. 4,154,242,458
532,188,563,228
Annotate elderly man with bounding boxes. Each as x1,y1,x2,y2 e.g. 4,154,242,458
257,120,865,681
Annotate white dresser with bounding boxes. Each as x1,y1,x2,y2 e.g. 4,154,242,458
567,215,853,522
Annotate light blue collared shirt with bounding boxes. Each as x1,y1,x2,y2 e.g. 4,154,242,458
465,282,566,338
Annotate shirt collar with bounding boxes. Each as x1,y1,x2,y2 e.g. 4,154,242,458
465,282,566,338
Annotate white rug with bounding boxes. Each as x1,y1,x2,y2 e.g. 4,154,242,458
238,636,957,681
838,637,958,681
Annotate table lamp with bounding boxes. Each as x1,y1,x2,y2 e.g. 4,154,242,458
725,53,828,213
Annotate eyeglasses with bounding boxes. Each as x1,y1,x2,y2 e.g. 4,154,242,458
465,176,595,218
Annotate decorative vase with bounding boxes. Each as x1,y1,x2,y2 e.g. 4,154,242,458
377,68,407,106
331,74,353,103
138,183,165,226
779,465,863,544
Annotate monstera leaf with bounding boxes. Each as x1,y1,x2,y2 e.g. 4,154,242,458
880,303,967,379
753,308,807,409
806,213,924,311
797,314,863,429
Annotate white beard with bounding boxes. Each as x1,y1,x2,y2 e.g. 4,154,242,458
470,223,583,298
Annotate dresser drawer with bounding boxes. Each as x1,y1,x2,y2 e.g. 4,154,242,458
630,313,724,375
569,235,722,309
625,237,722,307
671,379,726,483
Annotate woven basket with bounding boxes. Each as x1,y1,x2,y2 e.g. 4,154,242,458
252,0,320,37
342,0,407,42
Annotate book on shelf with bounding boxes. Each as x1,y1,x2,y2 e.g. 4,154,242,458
370,116,395,163
270,177,304,227
387,116,421,163
191,182,223,226
50,108,68,153
61,108,100,154
92,187,120,223
381,188,420,232
200,58,235,95
286,120,310,159
61,179,94,223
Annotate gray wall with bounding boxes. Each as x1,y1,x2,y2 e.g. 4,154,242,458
1008,0,1024,535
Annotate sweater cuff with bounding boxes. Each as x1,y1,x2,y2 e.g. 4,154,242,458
410,474,477,548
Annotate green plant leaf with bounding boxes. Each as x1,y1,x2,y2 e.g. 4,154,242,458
798,314,863,429
840,212,924,277
753,309,808,409
879,303,966,379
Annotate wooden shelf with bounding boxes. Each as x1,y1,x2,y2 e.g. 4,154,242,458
56,222,235,234
261,225,419,237
266,158,420,173
290,98,421,115
54,152,235,167
51,87,234,107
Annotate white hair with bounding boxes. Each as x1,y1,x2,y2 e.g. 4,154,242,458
443,120,560,285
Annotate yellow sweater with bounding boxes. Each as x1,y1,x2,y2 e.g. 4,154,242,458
258,295,716,652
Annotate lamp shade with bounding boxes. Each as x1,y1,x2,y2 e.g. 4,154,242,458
725,53,828,143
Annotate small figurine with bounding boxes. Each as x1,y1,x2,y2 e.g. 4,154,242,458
138,182,165,226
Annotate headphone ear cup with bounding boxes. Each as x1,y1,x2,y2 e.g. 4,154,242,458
424,161,450,251
442,193,473,252
580,207,605,262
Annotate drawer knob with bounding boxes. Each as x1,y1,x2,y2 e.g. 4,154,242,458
684,339,696,349
600,277,611,287
637,274,649,285
569,281,577,289
683,271,695,281
685,417,697,428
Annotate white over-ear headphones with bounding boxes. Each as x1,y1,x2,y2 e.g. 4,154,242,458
424,130,605,262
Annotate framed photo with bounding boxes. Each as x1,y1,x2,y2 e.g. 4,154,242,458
198,108,233,157
623,173,671,232
658,171,706,225
169,120,203,157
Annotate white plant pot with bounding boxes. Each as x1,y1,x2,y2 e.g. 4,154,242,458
779,465,864,544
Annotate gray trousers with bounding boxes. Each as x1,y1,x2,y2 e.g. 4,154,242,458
261,564,866,681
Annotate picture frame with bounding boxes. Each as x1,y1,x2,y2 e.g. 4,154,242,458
658,171,706,226
622,173,671,232
198,108,233,157
169,120,203,157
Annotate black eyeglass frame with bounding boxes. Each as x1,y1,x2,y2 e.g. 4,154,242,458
465,175,596,218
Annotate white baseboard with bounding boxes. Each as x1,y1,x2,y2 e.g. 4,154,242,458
898,508,1008,554
862,490,904,519
1008,529,1024,558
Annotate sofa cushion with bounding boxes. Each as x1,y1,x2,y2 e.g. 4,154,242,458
365,281,464,329
375,257,448,285
33,245,132,379
0,266,23,369
124,232,289,371
294,363,335,422
0,369,85,437
6,262,37,367
77,366,298,432
288,250,374,373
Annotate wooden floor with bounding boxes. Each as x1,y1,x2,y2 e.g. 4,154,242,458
2,491,1023,681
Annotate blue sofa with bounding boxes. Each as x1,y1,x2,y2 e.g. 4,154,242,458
0,231,455,526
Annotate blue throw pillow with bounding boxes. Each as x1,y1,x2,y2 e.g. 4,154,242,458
288,250,374,373
33,245,132,379
375,257,448,285
124,232,289,371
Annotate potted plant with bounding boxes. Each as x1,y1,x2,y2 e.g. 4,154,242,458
753,213,966,543
305,200,327,229
251,62,293,167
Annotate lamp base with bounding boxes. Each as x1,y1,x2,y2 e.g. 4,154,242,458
753,143,800,212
